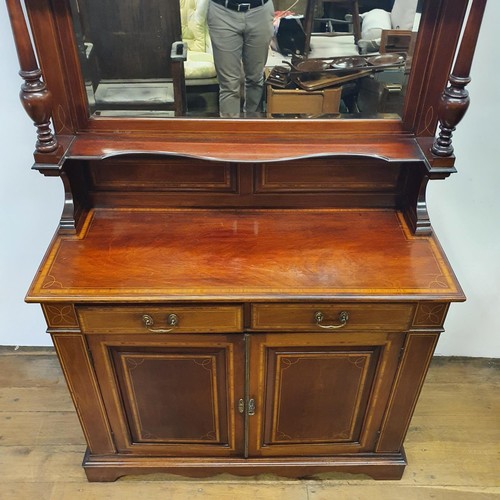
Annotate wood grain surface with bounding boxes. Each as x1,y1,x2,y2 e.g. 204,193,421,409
27,208,464,302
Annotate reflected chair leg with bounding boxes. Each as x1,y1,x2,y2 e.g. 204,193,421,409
351,0,361,45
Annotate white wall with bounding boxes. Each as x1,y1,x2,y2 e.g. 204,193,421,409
0,1,62,347
0,2,499,355
428,0,500,357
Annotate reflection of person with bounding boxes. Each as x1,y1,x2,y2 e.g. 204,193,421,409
207,0,274,117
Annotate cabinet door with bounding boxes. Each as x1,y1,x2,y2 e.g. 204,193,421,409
247,332,404,457
87,334,245,457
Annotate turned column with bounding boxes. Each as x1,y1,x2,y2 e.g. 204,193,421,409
432,0,487,156
6,0,61,156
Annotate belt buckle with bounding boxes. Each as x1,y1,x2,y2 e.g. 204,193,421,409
237,3,251,11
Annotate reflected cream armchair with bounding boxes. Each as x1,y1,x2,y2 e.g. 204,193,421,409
180,0,217,81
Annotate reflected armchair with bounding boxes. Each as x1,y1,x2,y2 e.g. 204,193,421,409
180,0,217,82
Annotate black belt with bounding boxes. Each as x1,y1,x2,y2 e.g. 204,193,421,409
211,0,268,12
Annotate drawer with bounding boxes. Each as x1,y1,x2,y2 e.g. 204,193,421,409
77,305,243,334
250,303,415,332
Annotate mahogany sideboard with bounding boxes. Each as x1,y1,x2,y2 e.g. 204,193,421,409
6,0,486,482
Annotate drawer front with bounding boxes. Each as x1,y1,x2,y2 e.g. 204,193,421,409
77,305,243,334
251,303,415,332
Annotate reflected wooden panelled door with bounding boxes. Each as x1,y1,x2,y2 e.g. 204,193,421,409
87,334,245,457
76,0,181,80
248,332,405,456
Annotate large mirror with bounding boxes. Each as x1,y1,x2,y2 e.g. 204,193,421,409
69,0,423,119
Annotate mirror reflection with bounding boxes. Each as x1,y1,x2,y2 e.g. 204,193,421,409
70,0,423,119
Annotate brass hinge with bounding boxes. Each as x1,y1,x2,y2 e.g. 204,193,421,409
398,346,406,363
87,348,95,368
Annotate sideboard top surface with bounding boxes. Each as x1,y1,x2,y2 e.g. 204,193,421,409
26,208,464,303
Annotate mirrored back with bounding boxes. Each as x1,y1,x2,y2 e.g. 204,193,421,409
69,0,422,119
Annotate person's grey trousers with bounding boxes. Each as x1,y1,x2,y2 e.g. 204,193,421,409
207,0,274,117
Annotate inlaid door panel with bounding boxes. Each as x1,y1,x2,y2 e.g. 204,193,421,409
248,332,404,457
87,334,245,456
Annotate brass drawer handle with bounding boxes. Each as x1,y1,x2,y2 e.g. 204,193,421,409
142,313,179,333
314,311,349,330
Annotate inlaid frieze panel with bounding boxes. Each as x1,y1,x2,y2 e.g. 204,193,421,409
412,303,450,328
255,159,400,194
88,158,237,193
42,303,79,328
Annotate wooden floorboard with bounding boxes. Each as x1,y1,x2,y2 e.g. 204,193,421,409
0,349,499,499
